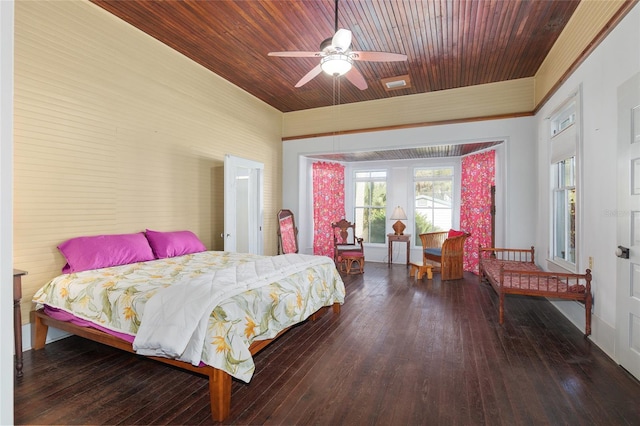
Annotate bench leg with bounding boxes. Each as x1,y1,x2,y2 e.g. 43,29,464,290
585,293,592,336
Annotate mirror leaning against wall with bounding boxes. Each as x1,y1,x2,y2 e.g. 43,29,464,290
277,209,298,254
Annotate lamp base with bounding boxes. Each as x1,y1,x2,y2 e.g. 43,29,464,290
392,220,406,235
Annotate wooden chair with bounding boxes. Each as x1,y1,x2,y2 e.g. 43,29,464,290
332,219,365,274
419,231,470,280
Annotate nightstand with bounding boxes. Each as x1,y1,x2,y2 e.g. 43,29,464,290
13,269,27,378
387,233,411,267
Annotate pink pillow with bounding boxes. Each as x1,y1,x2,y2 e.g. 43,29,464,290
448,229,466,238
145,229,207,259
58,233,155,274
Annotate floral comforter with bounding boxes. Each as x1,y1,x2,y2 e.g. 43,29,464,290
33,251,345,382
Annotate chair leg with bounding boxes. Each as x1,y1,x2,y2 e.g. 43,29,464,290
344,257,364,274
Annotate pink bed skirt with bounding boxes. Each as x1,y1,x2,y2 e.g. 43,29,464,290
43,305,136,344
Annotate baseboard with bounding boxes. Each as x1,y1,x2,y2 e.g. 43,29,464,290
21,322,70,352
549,299,616,360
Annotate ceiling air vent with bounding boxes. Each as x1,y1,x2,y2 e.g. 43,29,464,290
381,74,411,91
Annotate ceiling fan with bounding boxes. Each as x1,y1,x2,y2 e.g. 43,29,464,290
268,0,407,90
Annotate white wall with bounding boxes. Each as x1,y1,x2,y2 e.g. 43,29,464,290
0,2,13,424
283,116,537,262
534,3,640,357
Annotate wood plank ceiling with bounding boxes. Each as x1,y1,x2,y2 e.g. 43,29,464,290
90,0,581,113
306,141,504,162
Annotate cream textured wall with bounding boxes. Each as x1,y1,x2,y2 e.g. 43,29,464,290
534,0,629,107
282,78,534,138
13,0,282,324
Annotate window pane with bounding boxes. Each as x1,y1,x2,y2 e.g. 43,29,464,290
557,157,575,188
355,207,386,243
553,187,576,264
355,182,370,205
354,171,387,244
415,168,453,178
371,182,386,207
414,167,453,245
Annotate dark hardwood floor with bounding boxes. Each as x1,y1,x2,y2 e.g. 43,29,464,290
14,262,640,425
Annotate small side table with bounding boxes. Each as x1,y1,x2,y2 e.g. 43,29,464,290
13,269,27,378
387,233,411,267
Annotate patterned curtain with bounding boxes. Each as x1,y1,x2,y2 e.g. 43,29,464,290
312,162,345,257
460,150,495,274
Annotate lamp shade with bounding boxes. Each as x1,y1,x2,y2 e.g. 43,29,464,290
320,54,353,76
390,206,407,235
390,206,407,220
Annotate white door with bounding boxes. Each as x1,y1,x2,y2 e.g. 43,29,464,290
224,155,264,254
616,72,640,380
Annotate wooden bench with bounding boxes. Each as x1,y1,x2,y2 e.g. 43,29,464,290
478,246,592,336
409,262,433,280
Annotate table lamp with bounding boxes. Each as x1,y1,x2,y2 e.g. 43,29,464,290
390,206,407,235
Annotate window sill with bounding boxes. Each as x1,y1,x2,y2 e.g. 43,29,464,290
545,258,577,274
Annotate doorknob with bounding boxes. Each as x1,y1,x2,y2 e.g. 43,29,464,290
616,245,630,259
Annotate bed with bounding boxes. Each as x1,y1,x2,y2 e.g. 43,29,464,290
32,235,345,422
478,246,592,336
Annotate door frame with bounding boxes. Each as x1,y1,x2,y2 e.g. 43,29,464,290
224,154,264,254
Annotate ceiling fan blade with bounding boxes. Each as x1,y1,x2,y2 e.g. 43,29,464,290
268,51,322,58
295,64,323,88
332,28,352,51
344,66,367,90
350,51,407,62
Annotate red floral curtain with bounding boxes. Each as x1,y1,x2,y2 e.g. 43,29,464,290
460,150,495,274
312,162,345,257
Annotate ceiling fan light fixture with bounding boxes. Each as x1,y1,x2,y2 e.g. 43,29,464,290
320,54,353,76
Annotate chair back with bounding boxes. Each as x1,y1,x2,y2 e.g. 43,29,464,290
419,231,448,250
332,219,358,245
331,219,365,274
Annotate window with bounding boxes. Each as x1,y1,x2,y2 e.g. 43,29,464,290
414,167,453,245
550,93,580,270
354,170,387,244
553,157,576,264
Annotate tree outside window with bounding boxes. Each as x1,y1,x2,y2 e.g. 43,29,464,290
354,170,387,243
414,167,453,245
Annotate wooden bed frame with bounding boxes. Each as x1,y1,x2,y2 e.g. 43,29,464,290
32,303,341,422
478,246,592,336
